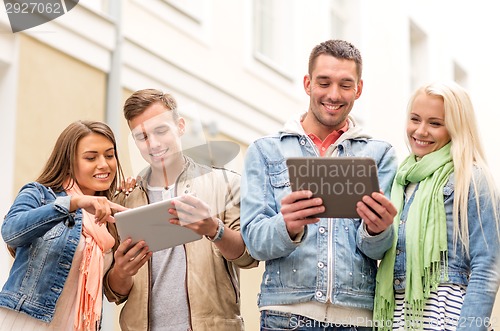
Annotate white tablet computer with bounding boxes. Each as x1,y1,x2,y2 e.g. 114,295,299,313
114,198,202,252
286,157,380,218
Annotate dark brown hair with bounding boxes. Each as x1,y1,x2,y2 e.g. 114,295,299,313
308,39,363,81
36,120,124,199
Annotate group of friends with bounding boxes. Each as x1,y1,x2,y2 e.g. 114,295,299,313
0,39,499,331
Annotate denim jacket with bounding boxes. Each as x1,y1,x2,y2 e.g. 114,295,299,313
0,182,119,323
394,171,500,329
241,116,398,310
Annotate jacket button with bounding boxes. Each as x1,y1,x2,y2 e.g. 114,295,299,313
315,291,323,298
396,249,401,255
317,262,324,268
300,139,306,146
394,279,401,285
318,227,326,234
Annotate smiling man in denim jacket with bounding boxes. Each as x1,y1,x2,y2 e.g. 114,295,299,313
241,39,398,330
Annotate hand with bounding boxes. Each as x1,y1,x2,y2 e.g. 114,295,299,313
107,238,152,296
119,177,137,196
356,191,397,235
69,195,127,225
281,190,324,239
112,239,152,279
169,194,220,237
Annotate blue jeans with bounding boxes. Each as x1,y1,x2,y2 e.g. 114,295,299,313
260,310,373,331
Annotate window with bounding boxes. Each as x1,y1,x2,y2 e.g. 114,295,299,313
253,0,294,76
453,61,468,88
330,0,347,39
409,20,429,92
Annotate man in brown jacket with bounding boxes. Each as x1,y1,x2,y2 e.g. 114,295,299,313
104,89,257,331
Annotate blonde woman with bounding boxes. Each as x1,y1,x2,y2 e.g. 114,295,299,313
0,121,126,330
358,81,500,330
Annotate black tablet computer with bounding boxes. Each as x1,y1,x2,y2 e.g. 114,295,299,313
286,157,380,218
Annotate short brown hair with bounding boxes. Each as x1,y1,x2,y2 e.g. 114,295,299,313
123,89,179,122
36,120,123,199
308,39,363,81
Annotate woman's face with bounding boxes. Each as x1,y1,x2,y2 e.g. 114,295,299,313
74,133,117,195
406,93,451,158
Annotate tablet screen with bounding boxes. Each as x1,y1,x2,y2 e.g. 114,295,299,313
114,198,202,252
286,157,380,218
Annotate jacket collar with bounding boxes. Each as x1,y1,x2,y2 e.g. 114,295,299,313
279,112,372,142
136,156,213,190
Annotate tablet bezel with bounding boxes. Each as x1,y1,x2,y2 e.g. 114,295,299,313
286,157,380,218
114,198,202,252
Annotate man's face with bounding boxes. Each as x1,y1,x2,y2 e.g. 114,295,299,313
128,102,185,170
303,54,363,131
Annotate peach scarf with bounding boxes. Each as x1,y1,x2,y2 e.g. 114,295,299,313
65,181,115,331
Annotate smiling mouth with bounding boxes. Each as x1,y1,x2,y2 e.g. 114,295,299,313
323,103,342,111
94,173,110,179
413,138,433,146
149,148,169,158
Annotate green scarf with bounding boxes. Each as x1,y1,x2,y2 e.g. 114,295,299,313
374,143,454,330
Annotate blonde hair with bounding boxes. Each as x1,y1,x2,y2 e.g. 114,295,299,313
407,81,499,251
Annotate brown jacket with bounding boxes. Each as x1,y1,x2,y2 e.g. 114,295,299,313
104,158,257,331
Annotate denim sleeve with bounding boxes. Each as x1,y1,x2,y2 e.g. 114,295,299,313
376,145,398,198
357,222,394,260
1,183,73,247
240,142,301,261
356,145,398,259
457,174,500,331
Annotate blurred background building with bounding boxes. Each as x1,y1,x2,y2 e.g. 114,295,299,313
1,0,499,329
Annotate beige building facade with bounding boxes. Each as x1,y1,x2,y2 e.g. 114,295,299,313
1,0,499,330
